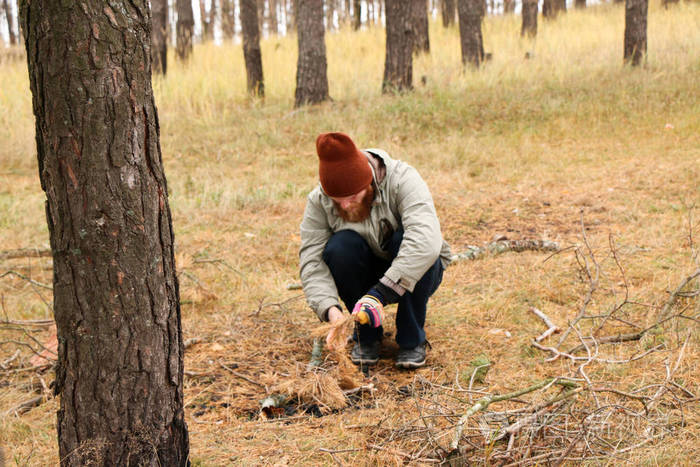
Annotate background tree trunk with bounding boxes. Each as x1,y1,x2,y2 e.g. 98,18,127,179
222,0,237,39
353,0,361,29
295,0,330,106
383,0,413,93
20,1,189,464
199,0,212,41
177,0,195,60
504,0,515,14
555,0,566,14
241,0,265,95
624,0,647,66
269,0,279,34
152,0,168,74
412,0,430,54
542,0,555,19
257,0,265,34
2,0,16,45
441,0,456,27
521,0,538,38
457,0,484,67
662,0,679,8
575,0,586,9
325,0,335,31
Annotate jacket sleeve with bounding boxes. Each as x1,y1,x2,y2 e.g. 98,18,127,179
382,167,443,292
299,191,340,321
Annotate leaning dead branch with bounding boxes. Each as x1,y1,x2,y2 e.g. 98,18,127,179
451,239,559,262
0,271,52,290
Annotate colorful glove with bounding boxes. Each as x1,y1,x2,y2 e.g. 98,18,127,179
352,294,384,328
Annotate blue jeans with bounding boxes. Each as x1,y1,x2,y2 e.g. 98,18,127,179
322,229,444,349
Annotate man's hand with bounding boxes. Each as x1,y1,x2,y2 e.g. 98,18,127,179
352,295,384,328
325,306,345,351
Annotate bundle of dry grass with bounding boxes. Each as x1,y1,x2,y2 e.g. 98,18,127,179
274,316,365,413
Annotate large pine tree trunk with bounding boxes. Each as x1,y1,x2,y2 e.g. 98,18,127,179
177,0,195,60
20,1,189,464
412,0,430,54
521,0,538,38
383,0,413,93
2,0,15,45
152,0,168,74
441,0,456,27
295,0,330,107
624,0,647,66
241,0,265,96
457,0,484,67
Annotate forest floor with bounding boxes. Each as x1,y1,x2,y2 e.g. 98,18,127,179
1,3,699,466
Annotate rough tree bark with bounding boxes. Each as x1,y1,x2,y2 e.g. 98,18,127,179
152,0,168,74
441,0,456,27
20,1,189,464
521,0,538,38
242,0,265,96
383,0,413,93
2,0,16,45
457,0,484,67
176,0,195,60
624,0,648,66
295,0,330,107
412,0,430,54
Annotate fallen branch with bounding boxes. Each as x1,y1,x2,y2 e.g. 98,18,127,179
0,248,51,261
4,396,43,416
659,268,700,318
567,331,643,354
450,378,579,451
529,307,561,343
184,337,203,349
451,239,559,262
218,360,266,388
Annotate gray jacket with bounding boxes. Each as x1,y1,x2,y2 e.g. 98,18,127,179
299,149,451,321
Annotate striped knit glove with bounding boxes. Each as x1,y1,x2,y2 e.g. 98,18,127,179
352,294,384,328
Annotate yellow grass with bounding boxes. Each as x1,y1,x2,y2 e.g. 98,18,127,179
1,2,699,465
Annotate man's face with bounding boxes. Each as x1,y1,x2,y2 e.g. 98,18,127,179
331,184,375,223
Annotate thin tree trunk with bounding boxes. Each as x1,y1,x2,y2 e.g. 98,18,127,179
241,0,265,95
457,0,484,67
383,0,413,93
624,0,647,66
662,0,679,8
504,0,515,14
177,0,195,60
269,0,279,34
20,1,189,464
575,0,586,9
412,0,430,54
441,0,456,27
325,0,334,31
521,0,537,38
257,0,265,34
2,0,16,45
221,0,236,39
542,0,555,18
210,0,218,38
152,0,168,74
199,0,211,40
555,0,566,14
353,0,361,29
295,0,329,106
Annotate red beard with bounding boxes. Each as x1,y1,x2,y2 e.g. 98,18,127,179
334,185,375,223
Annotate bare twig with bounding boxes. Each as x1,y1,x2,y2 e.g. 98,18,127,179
4,396,44,416
0,271,52,290
529,307,561,342
218,360,266,388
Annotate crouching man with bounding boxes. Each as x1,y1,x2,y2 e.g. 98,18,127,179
300,132,451,368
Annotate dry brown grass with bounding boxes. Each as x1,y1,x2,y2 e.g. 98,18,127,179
1,2,699,465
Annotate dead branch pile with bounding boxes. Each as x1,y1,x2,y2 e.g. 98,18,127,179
354,219,698,465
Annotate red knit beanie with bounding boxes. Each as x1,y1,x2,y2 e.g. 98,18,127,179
316,132,372,197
